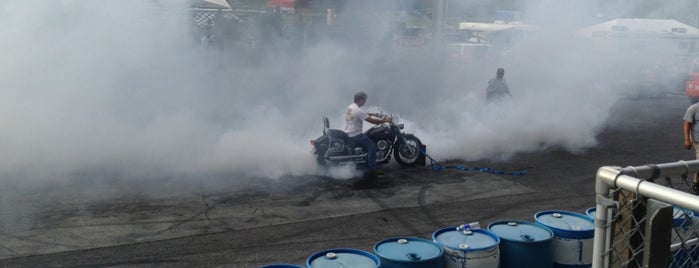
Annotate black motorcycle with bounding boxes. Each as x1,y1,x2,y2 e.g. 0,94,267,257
310,114,425,168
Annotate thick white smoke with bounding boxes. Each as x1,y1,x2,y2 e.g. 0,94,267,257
0,0,686,187
0,1,322,182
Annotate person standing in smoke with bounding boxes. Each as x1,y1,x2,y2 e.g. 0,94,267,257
485,68,511,102
345,91,392,179
683,103,699,194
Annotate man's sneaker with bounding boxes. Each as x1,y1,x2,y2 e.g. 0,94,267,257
692,183,699,195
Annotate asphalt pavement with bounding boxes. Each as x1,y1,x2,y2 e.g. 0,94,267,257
0,93,693,267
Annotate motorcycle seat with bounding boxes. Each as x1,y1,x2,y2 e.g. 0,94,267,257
326,129,358,148
326,129,349,140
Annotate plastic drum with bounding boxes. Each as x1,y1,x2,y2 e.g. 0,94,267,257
534,210,594,268
306,248,380,268
672,206,695,248
671,206,697,268
373,237,444,268
433,227,500,268
673,206,694,229
488,220,554,268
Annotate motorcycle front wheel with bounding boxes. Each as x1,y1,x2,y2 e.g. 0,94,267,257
394,135,423,167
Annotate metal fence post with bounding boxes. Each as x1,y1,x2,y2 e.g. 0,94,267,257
594,166,621,268
643,199,672,268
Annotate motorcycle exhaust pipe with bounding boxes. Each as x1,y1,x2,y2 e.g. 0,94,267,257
327,153,391,163
327,154,367,162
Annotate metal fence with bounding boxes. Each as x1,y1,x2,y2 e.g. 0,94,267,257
594,160,699,268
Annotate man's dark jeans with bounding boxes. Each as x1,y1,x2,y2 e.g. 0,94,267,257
351,133,377,170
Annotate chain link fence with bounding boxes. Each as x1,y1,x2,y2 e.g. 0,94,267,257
594,161,699,268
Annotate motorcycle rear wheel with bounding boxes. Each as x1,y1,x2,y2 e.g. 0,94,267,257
315,149,326,165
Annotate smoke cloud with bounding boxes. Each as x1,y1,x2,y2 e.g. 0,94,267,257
0,0,688,188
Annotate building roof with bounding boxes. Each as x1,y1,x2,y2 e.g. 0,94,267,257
578,18,699,38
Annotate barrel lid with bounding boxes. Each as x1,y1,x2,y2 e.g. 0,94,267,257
432,227,500,252
487,221,553,243
258,265,305,268
373,237,443,262
673,206,694,227
534,210,594,238
306,248,379,268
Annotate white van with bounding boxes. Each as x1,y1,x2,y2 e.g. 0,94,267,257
447,43,493,61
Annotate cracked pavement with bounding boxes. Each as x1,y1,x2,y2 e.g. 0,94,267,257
0,95,692,267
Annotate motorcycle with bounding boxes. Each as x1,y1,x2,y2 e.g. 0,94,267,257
310,113,426,168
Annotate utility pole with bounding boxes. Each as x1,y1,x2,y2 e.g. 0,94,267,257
433,0,445,47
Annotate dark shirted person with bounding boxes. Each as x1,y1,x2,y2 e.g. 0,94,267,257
486,68,511,102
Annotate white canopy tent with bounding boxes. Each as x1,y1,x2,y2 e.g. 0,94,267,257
151,0,232,9
195,0,231,9
577,18,699,38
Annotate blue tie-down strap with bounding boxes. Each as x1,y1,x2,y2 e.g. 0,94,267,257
446,165,527,176
420,147,443,171
419,149,527,176
429,157,443,171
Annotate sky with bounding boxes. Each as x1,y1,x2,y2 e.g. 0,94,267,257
0,0,688,190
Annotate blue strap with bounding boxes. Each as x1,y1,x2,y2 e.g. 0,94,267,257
419,147,527,176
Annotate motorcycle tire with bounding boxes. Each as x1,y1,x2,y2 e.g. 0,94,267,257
315,149,327,165
394,135,423,168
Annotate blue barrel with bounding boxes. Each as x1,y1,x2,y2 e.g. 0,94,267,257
432,227,500,268
673,206,694,229
373,237,444,268
535,210,594,268
672,206,695,247
488,220,554,268
306,248,380,268
585,207,596,222
691,211,699,266
670,206,697,268
259,265,304,268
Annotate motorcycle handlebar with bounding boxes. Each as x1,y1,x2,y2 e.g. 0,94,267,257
372,112,397,124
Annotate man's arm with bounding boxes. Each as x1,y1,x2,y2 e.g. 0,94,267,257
685,120,693,149
365,116,390,125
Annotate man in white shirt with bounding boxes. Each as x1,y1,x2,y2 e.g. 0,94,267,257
345,91,392,178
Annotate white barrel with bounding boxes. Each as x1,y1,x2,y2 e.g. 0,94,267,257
534,210,594,268
432,227,500,268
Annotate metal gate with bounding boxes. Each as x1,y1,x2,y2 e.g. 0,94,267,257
593,161,699,267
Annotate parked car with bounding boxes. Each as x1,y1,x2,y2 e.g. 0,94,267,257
447,42,493,59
